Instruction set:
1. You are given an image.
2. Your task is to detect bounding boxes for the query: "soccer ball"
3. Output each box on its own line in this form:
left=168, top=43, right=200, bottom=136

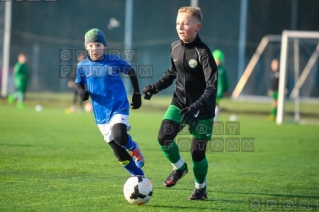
left=123, top=176, right=153, bottom=205
left=35, top=105, right=43, bottom=112
left=229, top=114, right=238, bottom=121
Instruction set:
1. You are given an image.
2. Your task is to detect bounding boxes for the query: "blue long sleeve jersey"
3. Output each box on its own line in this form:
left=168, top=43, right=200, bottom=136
left=75, top=54, right=131, bottom=124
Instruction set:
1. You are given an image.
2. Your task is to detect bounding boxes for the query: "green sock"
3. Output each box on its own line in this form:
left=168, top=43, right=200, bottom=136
left=160, top=142, right=185, bottom=170
left=193, top=158, right=208, bottom=188
left=271, top=107, right=277, bottom=116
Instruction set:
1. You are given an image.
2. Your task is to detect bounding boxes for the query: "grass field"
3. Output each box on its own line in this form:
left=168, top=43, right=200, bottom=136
left=1, top=94, right=319, bottom=211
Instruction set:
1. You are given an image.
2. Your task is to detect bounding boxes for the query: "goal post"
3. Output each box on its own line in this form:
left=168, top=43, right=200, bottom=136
left=276, top=30, right=319, bottom=125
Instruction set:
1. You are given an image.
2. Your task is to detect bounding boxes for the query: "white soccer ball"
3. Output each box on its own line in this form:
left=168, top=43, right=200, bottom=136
left=229, top=114, right=238, bottom=121
left=35, top=105, right=43, bottom=112
left=123, top=176, right=153, bottom=205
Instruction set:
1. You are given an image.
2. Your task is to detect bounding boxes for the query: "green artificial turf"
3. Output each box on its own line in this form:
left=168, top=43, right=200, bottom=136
left=0, top=96, right=319, bottom=211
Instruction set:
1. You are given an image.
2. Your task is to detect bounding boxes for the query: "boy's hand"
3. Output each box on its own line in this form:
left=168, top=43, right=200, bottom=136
left=131, top=93, right=142, bottom=109
left=180, top=105, right=201, bottom=127
left=75, top=84, right=89, bottom=101
left=142, top=84, right=159, bottom=100
left=80, top=91, right=89, bottom=101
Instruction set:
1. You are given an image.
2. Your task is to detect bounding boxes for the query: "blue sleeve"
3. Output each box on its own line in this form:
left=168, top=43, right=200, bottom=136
left=75, top=65, right=86, bottom=84
left=116, top=56, right=131, bottom=75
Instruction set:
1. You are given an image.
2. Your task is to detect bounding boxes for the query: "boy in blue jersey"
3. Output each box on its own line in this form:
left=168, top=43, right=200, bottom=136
left=75, top=28, right=145, bottom=176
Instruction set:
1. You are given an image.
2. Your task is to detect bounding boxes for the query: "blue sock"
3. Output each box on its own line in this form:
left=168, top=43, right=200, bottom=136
left=123, top=135, right=137, bottom=151
left=120, top=159, right=144, bottom=176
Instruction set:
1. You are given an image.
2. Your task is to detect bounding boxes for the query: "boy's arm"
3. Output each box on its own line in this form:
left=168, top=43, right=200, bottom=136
left=196, top=50, right=218, bottom=108
left=154, top=58, right=177, bottom=90
left=14, top=63, right=21, bottom=76
left=128, top=68, right=140, bottom=93
left=75, top=83, right=89, bottom=101
left=75, top=65, right=89, bottom=101
left=186, top=50, right=217, bottom=110
left=142, top=58, right=177, bottom=100
left=180, top=50, right=217, bottom=126
left=128, top=68, right=141, bottom=109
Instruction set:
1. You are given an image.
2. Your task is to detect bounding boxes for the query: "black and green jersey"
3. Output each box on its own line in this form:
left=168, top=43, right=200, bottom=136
left=153, top=35, right=218, bottom=119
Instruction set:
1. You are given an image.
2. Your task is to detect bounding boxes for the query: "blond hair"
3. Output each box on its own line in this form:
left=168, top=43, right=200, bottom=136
left=178, top=6, right=202, bottom=23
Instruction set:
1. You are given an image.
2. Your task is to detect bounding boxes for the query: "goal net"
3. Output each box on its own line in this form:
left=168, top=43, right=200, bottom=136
left=232, top=30, right=319, bottom=125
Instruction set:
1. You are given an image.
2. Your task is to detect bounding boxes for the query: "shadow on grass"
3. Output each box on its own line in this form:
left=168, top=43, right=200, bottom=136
left=216, top=190, right=319, bottom=199
left=150, top=187, right=249, bottom=210
left=144, top=203, right=246, bottom=211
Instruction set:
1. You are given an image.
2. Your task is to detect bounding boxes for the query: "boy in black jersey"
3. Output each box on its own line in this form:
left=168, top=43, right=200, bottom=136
left=143, top=6, right=217, bottom=200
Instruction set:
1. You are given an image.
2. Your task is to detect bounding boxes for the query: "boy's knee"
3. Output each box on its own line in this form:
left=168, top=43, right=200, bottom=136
left=112, top=123, right=128, bottom=146
left=113, top=132, right=127, bottom=146
left=191, top=150, right=206, bottom=162
left=158, top=120, right=180, bottom=146
left=191, top=139, right=207, bottom=162
left=108, top=141, right=131, bottom=161
left=157, top=131, right=175, bottom=146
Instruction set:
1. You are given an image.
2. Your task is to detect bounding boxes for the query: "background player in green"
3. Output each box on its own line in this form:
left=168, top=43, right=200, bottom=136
left=143, top=6, right=217, bottom=200
left=212, top=49, right=229, bottom=121
left=8, top=53, right=29, bottom=109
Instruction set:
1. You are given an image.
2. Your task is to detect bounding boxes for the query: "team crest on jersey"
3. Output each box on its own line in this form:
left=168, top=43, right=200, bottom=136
left=188, top=59, right=198, bottom=68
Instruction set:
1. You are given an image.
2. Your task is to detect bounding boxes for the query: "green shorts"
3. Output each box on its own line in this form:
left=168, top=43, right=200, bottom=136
left=272, top=91, right=278, bottom=100
left=163, top=105, right=214, bottom=140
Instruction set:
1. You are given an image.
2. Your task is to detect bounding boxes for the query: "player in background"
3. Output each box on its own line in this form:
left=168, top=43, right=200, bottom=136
left=143, top=7, right=217, bottom=200
left=65, top=53, right=86, bottom=114
left=212, top=49, right=229, bottom=121
left=75, top=28, right=145, bottom=176
left=8, top=53, right=29, bottom=109
left=267, top=58, right=287, bottom=121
